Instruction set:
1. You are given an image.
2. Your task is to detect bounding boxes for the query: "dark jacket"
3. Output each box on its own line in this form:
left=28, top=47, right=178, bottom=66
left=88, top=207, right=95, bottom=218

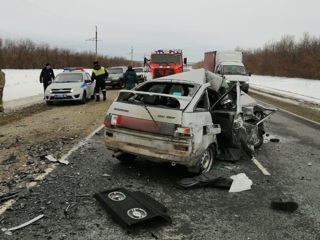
left=124, top=69, right=138, bottom=85
left=91, top=65, right=108, bottom=81
left=40, top=68, right=55, bottom=83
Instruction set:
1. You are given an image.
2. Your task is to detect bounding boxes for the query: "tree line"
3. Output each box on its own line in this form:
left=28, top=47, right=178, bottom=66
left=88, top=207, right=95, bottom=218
left=0, top=38, right=140, bottom=69
left=193, top=33, right=320, bottom=79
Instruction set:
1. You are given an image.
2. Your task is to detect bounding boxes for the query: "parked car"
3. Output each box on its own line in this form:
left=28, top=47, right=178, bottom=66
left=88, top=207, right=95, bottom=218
left=45, top=67, right=95, bottom=105
left=105, top=67, right=127, bottom=89
left=103, top=69, right=276, bottom=173
left=133, top=67, right=147, bottom=82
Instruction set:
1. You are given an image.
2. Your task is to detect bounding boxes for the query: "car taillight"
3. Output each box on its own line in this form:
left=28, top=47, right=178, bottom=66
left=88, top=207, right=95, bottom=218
left=175, top=127, right=192, bottom=137
left=111, top=115, right=122, bottom=126
left=104, top=115, right=122, bottom=127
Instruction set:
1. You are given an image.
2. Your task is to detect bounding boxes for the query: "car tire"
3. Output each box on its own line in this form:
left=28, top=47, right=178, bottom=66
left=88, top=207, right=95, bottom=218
left=81, top=91, right=86, bottom=104
left=119, top=79, right=124, bottom=89
left=116, top=153, right=137, bottom=163
left=91, top=94, right=95, bottom=100
left=198, top=145, right=215, bottom=174
left=254, top=130, right=264, bottom=149
left=46, top=101, right=53, bottom=106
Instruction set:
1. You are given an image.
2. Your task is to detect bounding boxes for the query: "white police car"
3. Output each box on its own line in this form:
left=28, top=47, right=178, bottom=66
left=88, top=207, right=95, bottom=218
left=45, top=67, right=95, bottom=105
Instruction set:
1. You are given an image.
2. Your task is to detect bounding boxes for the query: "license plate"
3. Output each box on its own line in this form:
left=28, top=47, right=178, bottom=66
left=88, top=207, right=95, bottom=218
left=106, top=81, right=111, bottom=83
left=54, top=94, right=67, bottom=98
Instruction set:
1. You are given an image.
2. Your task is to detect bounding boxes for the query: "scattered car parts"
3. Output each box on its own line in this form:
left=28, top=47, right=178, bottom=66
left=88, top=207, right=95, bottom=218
left=93, top=188, right=171, bottom=228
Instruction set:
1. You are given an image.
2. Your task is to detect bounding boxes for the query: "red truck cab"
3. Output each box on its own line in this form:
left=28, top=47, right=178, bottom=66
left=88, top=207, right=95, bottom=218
left=148, top=49, right=187, bottom=79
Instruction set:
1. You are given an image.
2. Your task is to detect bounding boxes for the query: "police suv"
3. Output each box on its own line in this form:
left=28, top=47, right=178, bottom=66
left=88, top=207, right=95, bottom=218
left=45, top=67, right=95, bottom=105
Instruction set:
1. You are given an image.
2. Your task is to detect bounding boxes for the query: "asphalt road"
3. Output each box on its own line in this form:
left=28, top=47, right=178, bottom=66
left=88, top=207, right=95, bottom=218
left=0, top=109, right=320, bottom=240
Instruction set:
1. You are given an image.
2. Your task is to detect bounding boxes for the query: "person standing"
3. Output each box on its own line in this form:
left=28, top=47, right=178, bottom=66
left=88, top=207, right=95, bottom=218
left=39, top=63, right=55, bottom=92
left=0, top=68, right=5, bottom=112
left=91, top=61, right=108, bottom=101
left=124, top=65, right=138, bottom=90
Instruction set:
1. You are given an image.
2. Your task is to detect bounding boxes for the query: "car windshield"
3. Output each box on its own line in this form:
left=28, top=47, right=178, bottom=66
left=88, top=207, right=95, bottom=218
left=223, top=65, right=247, bottom=75
left=134, top=68, right=144, bottom=73
left=55, top=73, right=83, bottom=83
left=151, top=54, right=181, bottom=64
left=118, top=81, right=198, bottom=109
left=108, top=68, right=123, bottom=74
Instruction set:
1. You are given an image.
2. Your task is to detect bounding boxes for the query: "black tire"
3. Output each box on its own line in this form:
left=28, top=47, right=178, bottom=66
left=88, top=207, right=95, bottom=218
left=254, top=130, right=264, bottom=149
left=46, top=101, right=53, bottom=106
left=116, top=153, right=137, bottom=163
left=90, top=94, right=95, bottom=100
left=118, top=79, right=124, bottom=89
left=80, top=91, right=86, bottom=104
left=198, top=145, right=215, bottom=174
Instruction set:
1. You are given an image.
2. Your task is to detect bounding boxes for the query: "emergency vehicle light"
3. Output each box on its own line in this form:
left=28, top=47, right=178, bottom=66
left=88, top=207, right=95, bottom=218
left=63, top=67, right=84, bottom=71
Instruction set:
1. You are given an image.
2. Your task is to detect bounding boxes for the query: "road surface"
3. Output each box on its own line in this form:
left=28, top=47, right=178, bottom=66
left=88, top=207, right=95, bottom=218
left=0, top=106, right=319, bottom=239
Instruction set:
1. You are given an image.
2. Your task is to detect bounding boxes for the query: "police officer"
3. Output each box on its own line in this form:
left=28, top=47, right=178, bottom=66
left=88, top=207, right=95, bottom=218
left=91, top=61, right=108, bottom=101
left=40, top=63, right=55, bottom=92
left=0, top=68, right=5, bottom=112
left=124, top=65, right=138, bottom=90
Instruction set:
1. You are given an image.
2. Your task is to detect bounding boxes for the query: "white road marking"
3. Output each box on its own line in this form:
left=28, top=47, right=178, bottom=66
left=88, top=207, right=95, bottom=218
left=251, top=156, right=270, bottom=176
left=0, top=124, right=105, bottom=216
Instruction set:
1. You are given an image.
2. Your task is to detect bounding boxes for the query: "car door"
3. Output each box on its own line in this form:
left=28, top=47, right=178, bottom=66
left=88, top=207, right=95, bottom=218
left=85, top=73, right=94, bottom=96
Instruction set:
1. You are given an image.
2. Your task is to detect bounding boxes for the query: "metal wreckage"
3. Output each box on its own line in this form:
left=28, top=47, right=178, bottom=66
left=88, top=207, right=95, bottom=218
left=103, top=69, right=276, bottom=174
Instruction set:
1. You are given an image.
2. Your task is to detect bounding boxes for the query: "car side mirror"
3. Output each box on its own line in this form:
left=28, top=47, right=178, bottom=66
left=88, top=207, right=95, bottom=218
left=184, top=58, right=187, bottom=65
left=85, top=79, right=92, bottom=83
left=248, top=72, right=252, bottom=76
left=217, top=70, right=221, bottom=74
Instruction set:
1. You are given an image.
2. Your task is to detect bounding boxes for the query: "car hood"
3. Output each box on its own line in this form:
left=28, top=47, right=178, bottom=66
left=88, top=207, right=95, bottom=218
left=108, top=73, right=122, bottom=78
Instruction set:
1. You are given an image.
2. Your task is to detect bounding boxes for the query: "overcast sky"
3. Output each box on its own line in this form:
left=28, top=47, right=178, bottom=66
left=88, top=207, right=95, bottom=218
left=1, top=0, right=320, bottom=62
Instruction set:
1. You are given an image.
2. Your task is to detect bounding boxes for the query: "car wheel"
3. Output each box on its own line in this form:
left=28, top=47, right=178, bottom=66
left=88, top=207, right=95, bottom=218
left=116, top=153, right=137, bottom=163
left=46, top=101, right=53, bottom=106
left=81, top=92, right=86, bottom=104
left=254, top=130, right=264, bottom=149
left=198, top=145, right=215, bottom=174
left=119, top=79, right=124, bottom=89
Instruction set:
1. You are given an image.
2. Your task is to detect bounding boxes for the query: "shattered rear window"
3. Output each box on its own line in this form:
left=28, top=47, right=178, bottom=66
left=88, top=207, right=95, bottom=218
left=117, top=81, right=199, bottom=109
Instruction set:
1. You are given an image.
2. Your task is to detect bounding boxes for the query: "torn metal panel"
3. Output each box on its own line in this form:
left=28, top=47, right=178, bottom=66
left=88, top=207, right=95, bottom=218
left=93, top=188, right=171, bottom=228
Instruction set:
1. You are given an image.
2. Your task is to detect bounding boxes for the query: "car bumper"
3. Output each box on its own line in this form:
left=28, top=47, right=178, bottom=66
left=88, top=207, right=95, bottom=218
left=105, top=79, right=121, bottom=86
left=104, top=127, right=197, bottom=166
left=45, top=92, right=83, bottom=101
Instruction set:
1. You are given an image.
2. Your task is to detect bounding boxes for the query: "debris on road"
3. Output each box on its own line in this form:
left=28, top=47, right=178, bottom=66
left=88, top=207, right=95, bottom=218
left=93, top=188, right=171, bottom=228
left=270, top=138, right=280, bottom=142
left=271, top=198, right=298, bottom=212
left=177, top=170, right=233, bottom=189
left=1, top=153, right=18, bottom=165
left=1, top=214, right=44, bottom=235
left=308, top=163, right=312, bottom=166
left=45, top=155, right=69, bottom=165
left=229, top=173, right=253, bottom=193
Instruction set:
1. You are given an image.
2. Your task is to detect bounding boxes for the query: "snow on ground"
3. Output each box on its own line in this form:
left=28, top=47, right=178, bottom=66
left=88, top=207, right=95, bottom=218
left=250, top=75, right=320, bottom=105
left=2, top=69, right=320, bottom=105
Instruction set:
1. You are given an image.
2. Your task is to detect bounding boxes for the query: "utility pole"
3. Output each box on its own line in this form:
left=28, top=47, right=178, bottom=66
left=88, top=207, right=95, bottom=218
left=86, top=26, right=101, bottom=61
left=131, top=46, right=133, bottom=66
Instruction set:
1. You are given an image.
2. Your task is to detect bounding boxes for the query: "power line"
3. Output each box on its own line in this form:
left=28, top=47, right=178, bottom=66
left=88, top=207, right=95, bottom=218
left=86, top=26, right=102, bottom=61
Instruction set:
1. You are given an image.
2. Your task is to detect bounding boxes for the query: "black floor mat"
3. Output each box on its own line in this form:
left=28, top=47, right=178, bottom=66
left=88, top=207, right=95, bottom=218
left=93, top=188, right=171, bottom=228
left=177, top=171, right=233, bottom=189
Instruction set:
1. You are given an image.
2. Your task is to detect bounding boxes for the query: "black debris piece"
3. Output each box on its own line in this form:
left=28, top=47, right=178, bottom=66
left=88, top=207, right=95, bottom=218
left=93, top=188, right=171, bottom=228
left=271, top=198, right=298, bottom=212
left=270, top=138, right=280, bottom=142
left=177, top=171, right=233, bottom=189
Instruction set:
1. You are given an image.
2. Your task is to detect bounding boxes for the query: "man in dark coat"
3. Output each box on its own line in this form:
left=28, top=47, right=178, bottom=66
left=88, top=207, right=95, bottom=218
left=39, top=63, right=55, bottom=92
left=91, top=61, right=109, bottom=101
left=124, top=66, right=138, bottom=90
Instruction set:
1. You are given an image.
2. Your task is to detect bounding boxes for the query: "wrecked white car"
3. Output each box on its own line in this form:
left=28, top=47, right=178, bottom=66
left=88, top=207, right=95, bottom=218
left=103, top=69, right=276, bottom=173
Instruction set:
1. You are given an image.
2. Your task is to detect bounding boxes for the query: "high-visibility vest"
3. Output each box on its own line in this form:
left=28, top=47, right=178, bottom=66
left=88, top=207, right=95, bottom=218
left=93, top=67, right=106, bottom=76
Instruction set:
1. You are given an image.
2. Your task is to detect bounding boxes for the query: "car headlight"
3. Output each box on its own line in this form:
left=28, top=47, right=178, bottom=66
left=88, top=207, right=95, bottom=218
left=226, top=79, right=230, bottom=84
left=245, top=81, right=249, bottom=84
left=70, top=89, right=74, bottom=93
left=112, top=77, right=118, bottom=80
left=49, top=90, right=52, bottom=93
